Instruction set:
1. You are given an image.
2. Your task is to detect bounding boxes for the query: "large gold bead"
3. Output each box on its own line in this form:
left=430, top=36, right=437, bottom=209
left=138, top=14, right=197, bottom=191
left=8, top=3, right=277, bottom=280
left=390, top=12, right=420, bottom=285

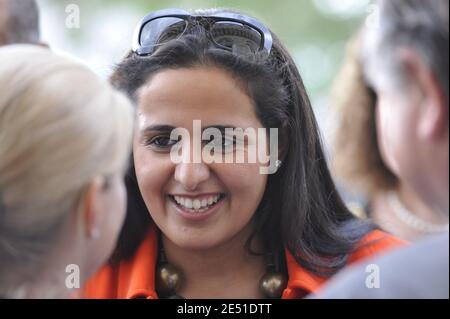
left=156, top=264, right=183, bottom=296
left=259, top=272, right=288, bottom=299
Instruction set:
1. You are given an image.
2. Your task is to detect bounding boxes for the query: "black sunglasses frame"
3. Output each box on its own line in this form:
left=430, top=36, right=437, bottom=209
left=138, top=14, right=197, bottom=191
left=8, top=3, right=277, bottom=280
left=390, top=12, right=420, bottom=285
left=132, top=8, right=273, bottom=56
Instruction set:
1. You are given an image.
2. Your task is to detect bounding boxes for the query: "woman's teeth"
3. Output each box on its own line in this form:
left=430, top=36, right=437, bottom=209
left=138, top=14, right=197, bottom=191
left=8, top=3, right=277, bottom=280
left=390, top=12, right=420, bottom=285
left=172, top=195, right=222, bottom=211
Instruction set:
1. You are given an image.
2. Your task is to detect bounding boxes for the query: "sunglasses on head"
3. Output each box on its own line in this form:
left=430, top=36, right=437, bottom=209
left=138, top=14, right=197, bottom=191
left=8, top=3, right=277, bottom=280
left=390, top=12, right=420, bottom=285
left=132, top=8, right=273, bottom=57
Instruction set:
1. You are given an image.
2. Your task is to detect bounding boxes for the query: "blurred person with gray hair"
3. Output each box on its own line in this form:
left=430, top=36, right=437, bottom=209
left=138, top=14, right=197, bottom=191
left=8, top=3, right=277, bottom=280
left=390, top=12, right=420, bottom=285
left=0, top=0, right=40, bottom=46
left=331, top=31, right=447, bottom=241
left=315, top=0, right=449, bottom=298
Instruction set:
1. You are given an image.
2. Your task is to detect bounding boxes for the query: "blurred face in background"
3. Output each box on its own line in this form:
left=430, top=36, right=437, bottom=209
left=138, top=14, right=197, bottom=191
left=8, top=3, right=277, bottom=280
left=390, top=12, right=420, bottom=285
left=374, top=71, right=425, bottom=180
left=364, top=0, right=449, bottom=215
left=372, top=51, right=449, bottom=215
left=83, top=173, right=128, bottom=279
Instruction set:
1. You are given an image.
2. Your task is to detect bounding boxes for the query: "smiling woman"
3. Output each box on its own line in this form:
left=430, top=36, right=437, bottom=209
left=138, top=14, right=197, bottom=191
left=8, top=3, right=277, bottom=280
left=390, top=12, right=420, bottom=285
left=134, top=66, right=270, bottom=264
left=82, top=8, right=406, bottom=299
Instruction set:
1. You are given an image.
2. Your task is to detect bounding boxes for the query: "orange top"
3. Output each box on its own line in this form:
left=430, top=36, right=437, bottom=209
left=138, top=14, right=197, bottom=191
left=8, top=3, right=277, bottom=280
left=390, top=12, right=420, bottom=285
left=82, top=225, right=406, bottom=299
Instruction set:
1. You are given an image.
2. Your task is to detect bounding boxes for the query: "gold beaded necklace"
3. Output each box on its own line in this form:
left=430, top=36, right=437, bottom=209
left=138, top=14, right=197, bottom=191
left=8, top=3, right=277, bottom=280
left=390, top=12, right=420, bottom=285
left=155, top=242, right=288, bottom=299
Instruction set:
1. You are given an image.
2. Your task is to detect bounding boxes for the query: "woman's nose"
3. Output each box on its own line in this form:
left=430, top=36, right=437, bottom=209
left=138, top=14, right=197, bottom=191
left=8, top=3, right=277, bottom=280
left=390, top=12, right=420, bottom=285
left=174, top=161, right=210, bottom=191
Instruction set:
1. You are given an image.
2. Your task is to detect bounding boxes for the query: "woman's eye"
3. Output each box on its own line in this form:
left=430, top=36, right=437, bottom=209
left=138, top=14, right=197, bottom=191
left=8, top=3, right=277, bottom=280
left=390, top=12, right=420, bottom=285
left=222, top=137, right=235, bottom=148
left=147, top=136, right=178, bottom=149
left=204, top=136, right=237, bottom=152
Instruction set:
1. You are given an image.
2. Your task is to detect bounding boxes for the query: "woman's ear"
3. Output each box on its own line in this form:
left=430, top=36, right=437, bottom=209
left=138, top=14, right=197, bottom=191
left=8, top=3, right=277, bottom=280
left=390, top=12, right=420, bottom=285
left=81, top=176, right=106, bottom=240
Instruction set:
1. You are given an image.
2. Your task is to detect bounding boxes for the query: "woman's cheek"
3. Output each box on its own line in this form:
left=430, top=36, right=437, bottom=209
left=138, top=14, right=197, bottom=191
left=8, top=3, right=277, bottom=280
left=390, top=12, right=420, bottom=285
left=217, top=163, right=267, bottom=198
left=134, top=147, right=164, bottom=199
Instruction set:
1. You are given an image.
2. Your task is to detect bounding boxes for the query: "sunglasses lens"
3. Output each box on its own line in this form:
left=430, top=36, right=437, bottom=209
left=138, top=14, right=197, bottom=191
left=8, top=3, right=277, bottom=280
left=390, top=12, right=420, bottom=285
left=140, top=17, right=187, bottom=48
left=211, top=22, right=263, bottom=55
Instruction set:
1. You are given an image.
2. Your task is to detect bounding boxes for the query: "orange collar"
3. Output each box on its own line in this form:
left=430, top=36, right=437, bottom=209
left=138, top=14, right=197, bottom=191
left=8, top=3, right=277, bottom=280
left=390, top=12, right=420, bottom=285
left=84, top=225, right=406, bottom=299
left=282, top=249, right=327, bottom=298
left=124, top=225, right=324, bottom=299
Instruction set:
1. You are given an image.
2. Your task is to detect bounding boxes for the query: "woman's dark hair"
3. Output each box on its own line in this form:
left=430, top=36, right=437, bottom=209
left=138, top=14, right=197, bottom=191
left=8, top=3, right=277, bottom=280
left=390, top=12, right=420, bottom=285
left=109, top=9, right=374, bottom=277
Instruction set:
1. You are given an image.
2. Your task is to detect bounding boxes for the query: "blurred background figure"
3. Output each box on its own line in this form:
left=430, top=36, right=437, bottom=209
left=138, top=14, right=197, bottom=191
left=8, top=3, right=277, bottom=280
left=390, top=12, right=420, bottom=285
left=362, top=0, right=449, bottom=230
left=0, top=0, right=41, bottom=46
left=315, top=0, right=449, bottom=298
left=331, top=31, right=448, bottom=241
left=0, top=45, right=134, bottom=298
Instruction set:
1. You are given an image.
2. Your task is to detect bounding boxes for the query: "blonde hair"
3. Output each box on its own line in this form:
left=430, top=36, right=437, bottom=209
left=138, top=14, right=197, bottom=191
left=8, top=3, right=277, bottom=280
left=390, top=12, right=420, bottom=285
left=0, top=45, right=134, bottom=274
left=332, top=33, right=397, bottom=198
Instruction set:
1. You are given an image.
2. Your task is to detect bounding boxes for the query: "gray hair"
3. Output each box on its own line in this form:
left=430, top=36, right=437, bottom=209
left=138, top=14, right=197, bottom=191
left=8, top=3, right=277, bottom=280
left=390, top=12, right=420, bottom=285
left=362, top=0, right=449, bottom=99
left=0, top=0, right=40, bottom=44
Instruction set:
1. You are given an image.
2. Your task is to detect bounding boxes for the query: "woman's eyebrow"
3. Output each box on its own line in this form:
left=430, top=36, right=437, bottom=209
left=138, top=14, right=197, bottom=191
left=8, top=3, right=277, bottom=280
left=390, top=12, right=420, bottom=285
left=141, top=124, right=239, bottom=135
left=203, top=125, right=238, bottom=132
left=141, top=124, right=176, bottom=133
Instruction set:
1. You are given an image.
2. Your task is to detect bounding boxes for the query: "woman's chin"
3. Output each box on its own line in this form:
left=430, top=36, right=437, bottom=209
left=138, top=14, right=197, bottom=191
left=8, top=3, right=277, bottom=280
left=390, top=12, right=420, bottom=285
left=164, top=231, right=224, bottom=251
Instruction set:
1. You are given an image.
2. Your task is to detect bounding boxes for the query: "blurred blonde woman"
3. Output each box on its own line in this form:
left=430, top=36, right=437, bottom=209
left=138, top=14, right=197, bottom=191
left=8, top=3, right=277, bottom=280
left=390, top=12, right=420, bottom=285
left=0, top=45, right=134, bottom=298
left=331, top=33, right=449, bottom=241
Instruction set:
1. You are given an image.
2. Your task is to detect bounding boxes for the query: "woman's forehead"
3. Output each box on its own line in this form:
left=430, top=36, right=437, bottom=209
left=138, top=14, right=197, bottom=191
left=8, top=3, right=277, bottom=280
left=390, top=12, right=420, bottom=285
left=137, top=67, right=260, bottom=126
left=136, top=108, right=263, bottom=133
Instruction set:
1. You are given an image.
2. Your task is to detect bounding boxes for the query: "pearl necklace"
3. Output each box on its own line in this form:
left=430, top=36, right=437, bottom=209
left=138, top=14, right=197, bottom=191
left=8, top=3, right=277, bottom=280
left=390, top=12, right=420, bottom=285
left=386, top=191, right=449, bottom=234
left=155, top=245, right=288, bottom=299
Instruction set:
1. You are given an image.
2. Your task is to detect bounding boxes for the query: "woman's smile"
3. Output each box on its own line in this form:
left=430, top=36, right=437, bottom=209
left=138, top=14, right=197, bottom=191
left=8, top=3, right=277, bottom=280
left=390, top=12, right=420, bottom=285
left=167, top=192, right=227, bottom=221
